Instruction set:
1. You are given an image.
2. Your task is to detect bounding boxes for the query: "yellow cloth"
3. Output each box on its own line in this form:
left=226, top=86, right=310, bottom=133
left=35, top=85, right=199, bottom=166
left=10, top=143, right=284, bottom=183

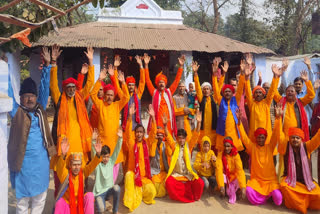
left=193, top=136, right=216, bottom=177
left=194, top=75, right=216, bottom=146
left=277, top=119, right=320, bottom=213
left=56, top=155, right=101, bottom=204
left=274, top=80, right=315, bottom=180
left=166, top=130, right=200, bottom=181
left=238, top=119, right=280, bottom=196
left=152, top=172, right=167, bottom=197
left=215, top=151, right=246, bottom=189
left=90, top=80, right=130, bottom=164
left=213, top=74, right=245, bottom=152
left=245, top=76, right=279, bottom=143
left=50, top=65, right=94, bottom=167
left=123, top=171, right=156, bottom=212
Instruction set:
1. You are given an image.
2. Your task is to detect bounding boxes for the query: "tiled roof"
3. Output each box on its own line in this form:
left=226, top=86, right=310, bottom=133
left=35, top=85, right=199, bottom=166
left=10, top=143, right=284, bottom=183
left=33, top=22, right=275, bottom=54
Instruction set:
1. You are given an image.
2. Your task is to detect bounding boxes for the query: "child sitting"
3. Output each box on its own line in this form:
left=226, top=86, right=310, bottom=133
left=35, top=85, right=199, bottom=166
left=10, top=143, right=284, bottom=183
left=187, top=82, right=199, bottom=128
left=216, top=137, right=246, bottom=204
left=93, top=129, right=123, bottom=214
left=193, top=136, right=217, bottom=192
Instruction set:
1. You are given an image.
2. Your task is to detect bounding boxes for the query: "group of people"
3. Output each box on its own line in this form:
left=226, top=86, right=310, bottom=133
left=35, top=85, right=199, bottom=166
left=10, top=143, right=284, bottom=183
left=8, top=45, right=320, bottom=214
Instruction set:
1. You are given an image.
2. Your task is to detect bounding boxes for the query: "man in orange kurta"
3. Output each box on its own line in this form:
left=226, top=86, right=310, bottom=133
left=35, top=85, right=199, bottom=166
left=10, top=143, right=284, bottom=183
left=238, top=109, right=282, bottom=206
left=50, top=46, right=94, bottom=197
left=212, top=61, right=245, bottom=152
left=145, top=55, right=185, bottom=135
left=90, top=65, right=130, bottom=169
left=274, top=70, right=315, bottom=180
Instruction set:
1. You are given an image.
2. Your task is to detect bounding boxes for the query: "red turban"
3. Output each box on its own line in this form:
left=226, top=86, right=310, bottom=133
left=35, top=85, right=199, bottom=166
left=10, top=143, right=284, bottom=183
left=222, top=84, right=235, bottom=94
left=100, top=81, right=107, bottom=88
left=126, top=76, right=136, bottom=85
left=103, top=84, right=116, bottom=93
left=62, top=78, right=78, bottom=88
left=254, top=128, right=268, bottom=138
left=288, top=127, right=304, bottom=140
left=155, top=72, right=167, bottom=86
left=252, top=86, right=266, bottom=96
left=223, top=138, right=238, bottom=156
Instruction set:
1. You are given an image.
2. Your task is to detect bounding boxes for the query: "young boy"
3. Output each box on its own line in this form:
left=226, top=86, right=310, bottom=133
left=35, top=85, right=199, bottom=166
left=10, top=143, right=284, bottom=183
left=193, top=136, right=217, bottom=192
left=216, top=137, right=246, bottom=204
left=93, top=129, right=123, bottom=214
left=187, top=82, right=199, bottom=128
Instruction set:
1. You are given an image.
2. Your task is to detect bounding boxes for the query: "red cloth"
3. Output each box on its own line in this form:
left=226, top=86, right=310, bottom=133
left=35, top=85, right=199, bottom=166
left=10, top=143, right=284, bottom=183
left=222, top=84, right=235, bottom=94
left=311, top=103, right=320, bottom=137
left=254, top=128, right=268, bottom=138
left=103, top=83, right=115, bottom=93
left=222, top=139, right=238, bottom=186
left=126, top=76, right=136, bottom=85
left=134, top=140, right=151, bottom=187
left=62, top=78, right=78, bottom=88
left=280, top=97, right=309, bottom=141
left=155, top=72, right=167, bottom=86
left=122, top=93, right=140, bottom=130
left=69, top=170, right=84, bottom=214
left=165, top=176, right=204, bottom=203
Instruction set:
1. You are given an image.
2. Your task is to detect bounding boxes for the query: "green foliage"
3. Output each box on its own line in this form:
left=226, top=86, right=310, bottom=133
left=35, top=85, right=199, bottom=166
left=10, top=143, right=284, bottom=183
left=0, top=0, right=95, bottom=53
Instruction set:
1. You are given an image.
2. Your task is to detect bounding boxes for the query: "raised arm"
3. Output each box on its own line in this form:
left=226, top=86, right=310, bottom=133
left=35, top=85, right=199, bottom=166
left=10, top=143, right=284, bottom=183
left=76, top=63, right=88, bottom=90
left=188, top=110, right=202, bottom=151
left=84, top=137, right=102, bottom=177
left=169, top=55, right=185, bottom=94
left=37, top=47, right=52, bottom=109
left=125, top=103, right=136, bottom=150
left=236, top=109, right=252, bottom=154
left=235, top=74, right=245, bottom=104
left=110, top=129, right=123, bottom=165
left=117, top=71, right=130, bottom=110
left=136, top=55, right=146, bottom=99
left=80, top=48, right=95, bottom=98
left=276, top=114, right=287, bottom=155
left=300, top=70, right=315, bottom=106
left=163, top=115, right=176, bottom=151
left=144, top=62, right=156, bottom=95
left=57, top=137, right=71, bottom=183
left=90, top=70, right=107, bottom=111
left=306, top=127, right=320, bottom=155
left=212, top=75, right=222, bottom=104
left=191, top=60, right=203, bottom=103
left=49, top=45, right=63, bottom=105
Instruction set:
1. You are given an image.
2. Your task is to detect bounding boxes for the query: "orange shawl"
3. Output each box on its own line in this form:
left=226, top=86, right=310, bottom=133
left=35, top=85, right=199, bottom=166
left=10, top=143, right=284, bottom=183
left=57, top=91, right=92, bottom=161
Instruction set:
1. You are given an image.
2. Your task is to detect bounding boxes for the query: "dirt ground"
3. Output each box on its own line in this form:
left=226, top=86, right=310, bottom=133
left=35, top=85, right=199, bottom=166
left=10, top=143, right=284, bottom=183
left=8, top=168, right=319, bottom=214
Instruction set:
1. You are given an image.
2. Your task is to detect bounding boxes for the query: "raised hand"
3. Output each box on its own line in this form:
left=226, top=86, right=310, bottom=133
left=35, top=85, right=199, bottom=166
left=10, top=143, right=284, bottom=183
left=143, top=53, right=151, bottom=65
left=245, top=53, right=253, bottom=65
left=240, top=59, right=246, bottom=73
left=258, top=70, right=262, bottom=80
left=147, top=104, right=155, bottom=118
left=244, top=63, right=253, bottom=79
left=271, top=64, right=281, bottom=77
left=300, top=70, right=309, bottom=82
left=275, top=103, right=283, bottom=118
left=178, top=55, right=186, bottom=66
left=281, top=58, right=289, bottom=73
left=196, top=110, right=202, bottom=123
left=117, top=128, right=123, bottom=138
left=212, top=58, right=219, bottom=75
left=192, top=61, right=200, bottom=74
left=92, top=128, right=99, bottom=141
left=42, top=47, right=51, bottom=66
left=304, top=57, right=311, bottom=70
left=99, top=67, right=107, bottom=81
left=107, top=64, right=115, bottom=76
left=221, top=61, right=229, bottom=73
left=60, top=137, right=70, bottom=156
left=235, top=108, right=241, bottom=124
left=81, top=63, right=89, bottom=74
left=129, top=103, right=136, bottom=117
left=94, top=137, right=102, bottom=156
left=162, top=115, right=168, bottom=126
left=118, top=70, right=125, bottom=83
left=135, top=55, right=143, bottom=67
left=51, top=44, right=63, bottom=61
left=84, top=47, right=94, bottom=66
left=114, top=55, right=121, bottom=67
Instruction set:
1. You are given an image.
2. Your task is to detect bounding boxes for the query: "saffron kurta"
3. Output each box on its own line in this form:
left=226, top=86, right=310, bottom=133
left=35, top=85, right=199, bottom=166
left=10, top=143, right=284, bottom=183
left=215, top=152, right=246, bottom=189
left=194, top=75, right=217, bottom=146
left=56, top=155, right=101, bottom=205
left=145, top=67, right=183, bottom=133
left=123, top=118, right=157, bottom=212
left=213, top=74, right=245, bottom=151
left=50, top=65, right=94, bottom=162
left=277, top=119, right=320, bottom=214
left=90, top=80, right=129, bottom=164
left=245, top=77, right=280, bottom=143
left=238, top=120, right=280, bottom=196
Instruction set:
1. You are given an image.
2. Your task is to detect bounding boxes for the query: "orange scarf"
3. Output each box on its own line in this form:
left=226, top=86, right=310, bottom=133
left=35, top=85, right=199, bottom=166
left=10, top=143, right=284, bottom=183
left=57, top=91, right=92, bottom=161
left=69, top=170, right=84, bottom=214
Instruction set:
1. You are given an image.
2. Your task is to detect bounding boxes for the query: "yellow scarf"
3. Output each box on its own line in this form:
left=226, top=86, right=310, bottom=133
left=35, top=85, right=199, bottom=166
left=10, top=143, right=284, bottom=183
left=166, top=143, right=198, bottom=180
